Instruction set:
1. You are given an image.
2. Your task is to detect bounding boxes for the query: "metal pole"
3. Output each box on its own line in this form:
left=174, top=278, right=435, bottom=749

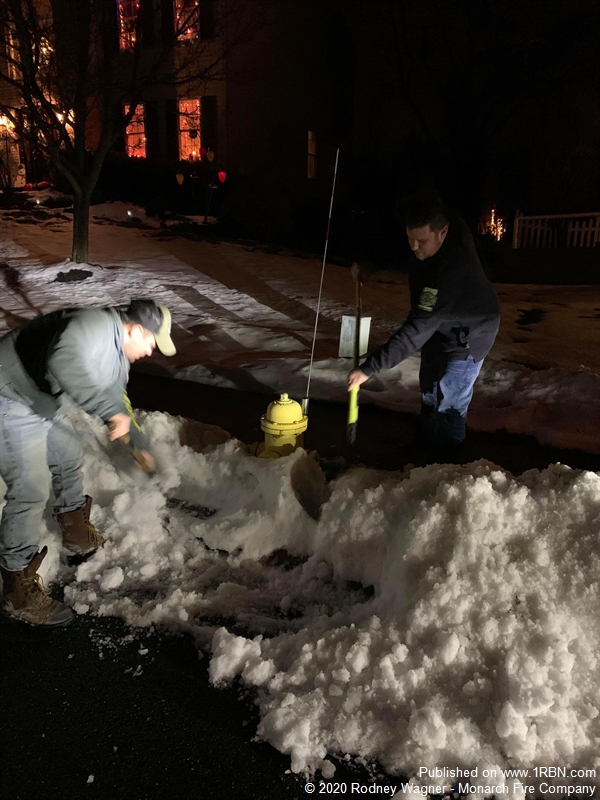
left=302, top=146, right=340, bottom=416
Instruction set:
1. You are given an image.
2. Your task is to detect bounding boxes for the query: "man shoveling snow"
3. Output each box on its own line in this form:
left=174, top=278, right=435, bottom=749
left=348, top=191, right=501, bottom=457
left=0, top=298, right=175, bottom=626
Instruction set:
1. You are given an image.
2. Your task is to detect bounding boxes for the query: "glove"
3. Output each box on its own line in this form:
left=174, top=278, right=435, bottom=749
left=108, top=394, right=154, bottom=472
left=119, top=433, right=155, bottom=472
left=130, top=447, right=155, bottom=473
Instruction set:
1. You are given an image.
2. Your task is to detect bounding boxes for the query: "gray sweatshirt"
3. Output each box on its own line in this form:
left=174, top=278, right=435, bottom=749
left=0, top=307, right=149, bottom=448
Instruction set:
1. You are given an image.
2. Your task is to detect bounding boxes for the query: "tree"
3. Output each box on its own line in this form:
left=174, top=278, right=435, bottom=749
left=0, top=0, right=262, bottom=262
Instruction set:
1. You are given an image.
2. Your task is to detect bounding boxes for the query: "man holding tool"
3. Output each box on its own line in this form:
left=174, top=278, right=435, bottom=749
left=346, top=261, right=363, bottom=447
left=347, top=191, right=500, bottom=456
left=0, top=298, right=175, bottom=626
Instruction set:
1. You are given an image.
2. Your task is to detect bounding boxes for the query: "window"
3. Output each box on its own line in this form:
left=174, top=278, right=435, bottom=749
left=124, top=104, right=146, bottom=158
left=178, top=99, right=201, bottom=160
left=175, top=0, right=199, bottom=41
left=307, top=130, right=316, bottom=179
left=118, top=0, right=139, bottom=50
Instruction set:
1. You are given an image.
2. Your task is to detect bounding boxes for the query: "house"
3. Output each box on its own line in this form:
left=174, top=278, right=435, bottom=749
left=1, top=0, right=343, bottom=242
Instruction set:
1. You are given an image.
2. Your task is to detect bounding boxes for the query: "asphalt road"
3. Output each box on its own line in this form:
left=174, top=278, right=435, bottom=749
left=1, top=613, right=315, bottom=799
left=2, top=372, right=598, bottom=800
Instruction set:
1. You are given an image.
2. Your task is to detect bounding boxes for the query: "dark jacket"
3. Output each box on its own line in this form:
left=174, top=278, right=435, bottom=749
left=0, top=307, right=149, bottom=448
left=361, top=217, right=500, bottom=376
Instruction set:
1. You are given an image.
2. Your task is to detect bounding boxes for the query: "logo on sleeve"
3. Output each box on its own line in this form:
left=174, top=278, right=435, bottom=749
left=418, top=287, right=438, bottom=312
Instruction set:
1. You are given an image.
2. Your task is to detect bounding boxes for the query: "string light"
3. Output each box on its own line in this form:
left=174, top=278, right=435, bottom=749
left=175, top=0, right=199, bottom=40
left=119, top=0, right=199, bottom=48
left=479, top=208, right=506, bottom=241
left=118, top=0, right=138, bottom=49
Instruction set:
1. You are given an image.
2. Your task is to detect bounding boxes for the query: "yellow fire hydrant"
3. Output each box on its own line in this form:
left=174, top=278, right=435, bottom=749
left=247, top=393, right=308, bottom=458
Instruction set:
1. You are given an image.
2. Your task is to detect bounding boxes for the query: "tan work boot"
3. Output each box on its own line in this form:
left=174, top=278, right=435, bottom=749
left=56, top=495, right=104, bottom=556
left=1, top=546, right=75, bottom=626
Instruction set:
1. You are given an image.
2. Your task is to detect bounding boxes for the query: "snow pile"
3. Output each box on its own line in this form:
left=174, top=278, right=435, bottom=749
left=62, top=410, right=325, bottom=631
left=90, top=201, right=161, bottom=228
left=210, top=462, right=600, bottom=778
left=471, top=362, right=600, bottom=452
left=44, top=409, right=600, bottom=782
left=90, top=202, right=216, bottom=230
left=163, top=214, right=218, bottom=227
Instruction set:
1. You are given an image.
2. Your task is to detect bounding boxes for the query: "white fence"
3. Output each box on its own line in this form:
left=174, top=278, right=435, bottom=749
left=512, top=211, right=600, bottom=249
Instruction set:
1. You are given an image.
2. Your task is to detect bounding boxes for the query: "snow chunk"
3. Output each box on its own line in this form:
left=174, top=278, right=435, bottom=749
left=408, top=707, right=447, bottom=749
left=99, top=567, right=124, bottom=592
left=209, top=628, right=262, bottom=686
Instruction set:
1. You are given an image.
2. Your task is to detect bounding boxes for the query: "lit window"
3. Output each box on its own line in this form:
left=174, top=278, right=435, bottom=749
left=124, top=104, right=146, bottom=158
left=118, top=0, right=139, bottom=50
left=307, top=130, right=316, bottom=179
left=175, top=0, right=199, bottom=41
left=178, top=99, right=201, bottom=160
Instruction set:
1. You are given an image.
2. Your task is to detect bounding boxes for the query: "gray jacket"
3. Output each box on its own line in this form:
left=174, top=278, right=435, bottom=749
left=0, top=307, right=148, bottom=447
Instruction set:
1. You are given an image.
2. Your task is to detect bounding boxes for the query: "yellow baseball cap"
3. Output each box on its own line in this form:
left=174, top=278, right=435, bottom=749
left=154, top=305, right=176, bottom=356
left=125, top=299, right=176, bottom=356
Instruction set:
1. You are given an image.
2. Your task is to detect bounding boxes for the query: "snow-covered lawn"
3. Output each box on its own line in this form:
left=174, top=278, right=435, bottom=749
left=1, top=203, right=600, bottom=790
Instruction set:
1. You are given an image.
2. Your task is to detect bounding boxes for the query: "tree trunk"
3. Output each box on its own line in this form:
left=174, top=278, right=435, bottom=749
left=71, top=190, right=91, bottom=263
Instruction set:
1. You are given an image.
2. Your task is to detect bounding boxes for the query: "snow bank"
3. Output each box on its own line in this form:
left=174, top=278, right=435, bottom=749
left=44, top=409, right=600, bottom=783
left=90, top=201, right=161, bottom=227
left=89, top=201, right=213, bottom=229
left=471, top=363, right=600, bottom=453
left=210, top=462, right=600, bottom=779
left=177, top=356, right=600, bottom=455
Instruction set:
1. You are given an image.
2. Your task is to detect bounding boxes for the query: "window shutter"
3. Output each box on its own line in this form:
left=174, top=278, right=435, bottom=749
left=165, top=99, right=179, bottom=161
left=145, top=101, right=160, bottom=160
left=139, top=0, right=156, bottom=46
left=200, top=96, right=218, bottom=154
left=199, top=0, right=215, bottom=41
left=161, top=0, right=174, bottom=44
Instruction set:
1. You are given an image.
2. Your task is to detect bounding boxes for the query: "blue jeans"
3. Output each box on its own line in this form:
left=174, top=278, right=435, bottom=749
left=419, top=351, right=483, bottom=449
left=0, top=396, right=85, bottom=571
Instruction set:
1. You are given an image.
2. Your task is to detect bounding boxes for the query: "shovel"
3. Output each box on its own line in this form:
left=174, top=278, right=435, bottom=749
left=347, top=263, right=363, bottom=448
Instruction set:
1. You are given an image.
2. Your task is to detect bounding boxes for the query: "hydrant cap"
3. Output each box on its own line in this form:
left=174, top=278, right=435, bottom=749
left=261, top=393, right=308, bottom=433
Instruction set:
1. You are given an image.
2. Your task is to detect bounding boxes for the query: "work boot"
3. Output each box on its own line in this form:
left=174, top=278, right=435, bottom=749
left=56, top=495, right=104, bottom=556
left=1, top=547, right=75, bottom=626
